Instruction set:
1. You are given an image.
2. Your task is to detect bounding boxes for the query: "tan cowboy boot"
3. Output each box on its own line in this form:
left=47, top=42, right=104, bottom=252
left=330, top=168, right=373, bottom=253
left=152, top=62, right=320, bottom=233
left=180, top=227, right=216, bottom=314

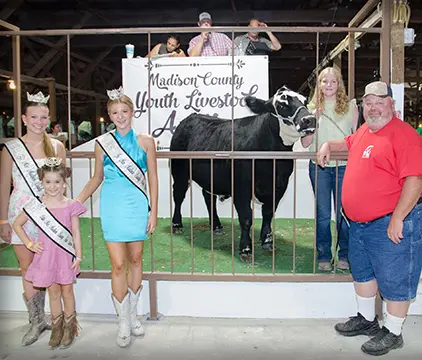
left=48, top=313, right=64, bottom=349
left=21, top=291, right=50, bottom=346
left=111, top=293, right=131, bottom=348
left=128, top=287, right=145, bottom=336
left=39, top=289, right=52, bottom=330
left=60, top=312, right=79, bottom=349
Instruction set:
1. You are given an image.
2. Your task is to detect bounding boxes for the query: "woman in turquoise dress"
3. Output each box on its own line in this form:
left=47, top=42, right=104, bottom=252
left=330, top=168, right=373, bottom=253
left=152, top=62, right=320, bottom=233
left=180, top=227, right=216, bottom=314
left=77, top=88, right=158, bottom=348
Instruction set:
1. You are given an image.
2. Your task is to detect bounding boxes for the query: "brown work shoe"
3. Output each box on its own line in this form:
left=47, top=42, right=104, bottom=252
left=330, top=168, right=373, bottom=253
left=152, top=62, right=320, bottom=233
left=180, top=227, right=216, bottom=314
left=48, top=313, right=64, bottom=349
left=60, top=312, right=79, bottom=349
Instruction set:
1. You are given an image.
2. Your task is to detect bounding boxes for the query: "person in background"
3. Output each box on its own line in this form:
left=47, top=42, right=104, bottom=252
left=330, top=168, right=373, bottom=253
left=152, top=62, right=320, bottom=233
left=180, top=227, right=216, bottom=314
left=145, top=34, right=186, bottom=58
left=233, top=18, right=281, bottom=56
left=301, top=67, right=358, bottom=271
left=48, top=122, right=67, bottom=147
left=188, top=12, right=232, bottom=57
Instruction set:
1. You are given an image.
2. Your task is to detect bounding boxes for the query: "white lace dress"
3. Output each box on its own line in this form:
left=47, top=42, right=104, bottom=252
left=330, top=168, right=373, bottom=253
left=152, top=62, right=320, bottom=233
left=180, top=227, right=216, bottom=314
left=8, top=159, right=46, bottom=245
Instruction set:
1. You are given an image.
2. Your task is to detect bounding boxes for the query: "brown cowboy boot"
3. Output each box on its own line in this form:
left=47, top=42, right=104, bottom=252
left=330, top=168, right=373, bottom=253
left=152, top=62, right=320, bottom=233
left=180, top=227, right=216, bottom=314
left=21, top=291, right=50, bottom=346
left=60, top=312, right=79, bottom=349
left=48, top=313, right=64, bottom=349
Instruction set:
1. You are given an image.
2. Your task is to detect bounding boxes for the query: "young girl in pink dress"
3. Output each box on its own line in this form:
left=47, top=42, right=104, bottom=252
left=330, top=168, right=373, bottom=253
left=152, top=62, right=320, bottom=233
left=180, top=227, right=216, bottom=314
left=13, top=158, right=86, bottom=349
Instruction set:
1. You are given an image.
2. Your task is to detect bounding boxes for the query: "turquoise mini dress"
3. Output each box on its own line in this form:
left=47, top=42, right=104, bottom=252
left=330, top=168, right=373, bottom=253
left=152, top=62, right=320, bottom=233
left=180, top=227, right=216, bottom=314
left=99, top=129, right=149, bottom=242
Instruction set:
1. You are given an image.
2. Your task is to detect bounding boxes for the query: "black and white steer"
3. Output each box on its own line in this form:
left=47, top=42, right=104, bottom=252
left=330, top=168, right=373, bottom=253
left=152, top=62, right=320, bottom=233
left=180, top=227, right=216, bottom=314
left=170, top=86, right=316, bottom=259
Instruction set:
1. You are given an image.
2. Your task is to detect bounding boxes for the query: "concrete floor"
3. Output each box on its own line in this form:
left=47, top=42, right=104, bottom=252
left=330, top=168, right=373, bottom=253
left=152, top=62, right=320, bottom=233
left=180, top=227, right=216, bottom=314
left=0, top=313, right=421, bottom=360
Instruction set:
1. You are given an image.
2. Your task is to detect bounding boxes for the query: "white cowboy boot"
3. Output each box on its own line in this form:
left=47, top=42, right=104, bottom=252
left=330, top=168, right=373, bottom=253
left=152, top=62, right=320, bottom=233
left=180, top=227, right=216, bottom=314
left=111, top=293, right=131, bottom=348
left=128, top=287, right=145, bottom=336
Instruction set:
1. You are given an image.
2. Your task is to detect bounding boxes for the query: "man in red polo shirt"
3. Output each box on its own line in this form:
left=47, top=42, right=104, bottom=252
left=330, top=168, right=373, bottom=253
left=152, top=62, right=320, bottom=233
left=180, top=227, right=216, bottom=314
left=317, top=81, right=422, bottom=356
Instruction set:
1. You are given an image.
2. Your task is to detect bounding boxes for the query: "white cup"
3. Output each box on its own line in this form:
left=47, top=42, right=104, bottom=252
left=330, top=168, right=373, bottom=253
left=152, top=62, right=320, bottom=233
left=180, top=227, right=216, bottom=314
left=125, top=44, right=134, bottom=59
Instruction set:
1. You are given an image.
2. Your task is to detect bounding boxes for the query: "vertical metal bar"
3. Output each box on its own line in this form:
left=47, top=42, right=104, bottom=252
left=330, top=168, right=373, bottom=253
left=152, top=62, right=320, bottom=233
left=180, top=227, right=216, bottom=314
left=69, top=156, right=74, bottom=198
left=333, top=161, right=339, bottom=275
left=67, top=35, right=72, bottom=151
left=147, top=278, right=158, bottom=320
left=313, top=32, right=320, bottom=274
left=88, top=158, right=95, bottom=271
left=292, top=159, right=297, bottom=274
left=170, top=160, right=174, bottom=274
left=12, top=34, right=21, bottom=138
left=231, top=31, right=235, bottom=152
left=169, top=158, right=173, bottom=273
left=251, top=158, right=255, bottom=274
left=210, top=158, right=214, bottom=274
left=231, top=157, right=235, bottom=274
left=272, top=158, right=276, bottom=275
left=189, top=158, right=194, bottom=273
left=230, top=30, right=235, bottom=274
left=147, top=31, right=152, bottom=135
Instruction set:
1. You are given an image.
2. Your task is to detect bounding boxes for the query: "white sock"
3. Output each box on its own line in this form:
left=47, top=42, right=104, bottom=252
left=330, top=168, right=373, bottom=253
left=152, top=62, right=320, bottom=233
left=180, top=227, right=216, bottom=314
left=356, top=294, right=376, bottom=321
left=384, top=311, right=405, bottom=336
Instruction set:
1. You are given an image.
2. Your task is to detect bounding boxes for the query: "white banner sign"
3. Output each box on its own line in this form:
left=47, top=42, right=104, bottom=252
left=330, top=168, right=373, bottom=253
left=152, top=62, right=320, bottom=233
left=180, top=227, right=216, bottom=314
left=122, top=56, right=269, bottom=148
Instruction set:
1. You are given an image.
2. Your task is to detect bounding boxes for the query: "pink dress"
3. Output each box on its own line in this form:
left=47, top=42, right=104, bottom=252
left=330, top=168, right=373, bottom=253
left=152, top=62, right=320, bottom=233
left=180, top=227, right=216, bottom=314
left=25, top=200, right=87, bottom=287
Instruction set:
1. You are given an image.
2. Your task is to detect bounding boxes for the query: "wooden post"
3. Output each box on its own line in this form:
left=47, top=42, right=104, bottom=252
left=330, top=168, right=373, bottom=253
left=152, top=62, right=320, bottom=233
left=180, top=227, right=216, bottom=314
left=380, top=0, right=392, bottom=84
left=391, top=22, right=404, bottom=85
left=12, top=35, right=21, bottom=138
left=390, top=20, right=405, bottom=119
left=415, top=59, right=420, bottom=115
left=95, top=96, right=101, bottom=137
left=348, top=35, right=355, bottom=100
left=48, top=79, right=57, bottom=123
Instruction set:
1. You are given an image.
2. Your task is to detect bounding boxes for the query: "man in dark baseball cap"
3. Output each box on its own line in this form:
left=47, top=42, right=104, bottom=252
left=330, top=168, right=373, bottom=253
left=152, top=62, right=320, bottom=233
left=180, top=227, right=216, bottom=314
left=198, top=12, right=212, bottom=25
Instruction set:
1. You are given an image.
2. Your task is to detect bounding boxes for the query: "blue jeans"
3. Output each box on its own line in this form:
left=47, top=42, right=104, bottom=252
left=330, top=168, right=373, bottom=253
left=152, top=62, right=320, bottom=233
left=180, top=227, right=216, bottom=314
left=309, top=161, right=349, bottom=262
left=349, top=203, right=422, bottom=301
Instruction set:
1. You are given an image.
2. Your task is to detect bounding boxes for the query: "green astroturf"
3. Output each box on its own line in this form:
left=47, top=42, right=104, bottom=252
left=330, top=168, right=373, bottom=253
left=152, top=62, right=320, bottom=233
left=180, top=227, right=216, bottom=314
left=0, top=218, right=348, bottom=275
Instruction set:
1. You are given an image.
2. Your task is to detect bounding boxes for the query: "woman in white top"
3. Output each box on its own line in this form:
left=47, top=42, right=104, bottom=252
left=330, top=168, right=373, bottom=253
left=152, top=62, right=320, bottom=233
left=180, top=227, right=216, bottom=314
left=301, top=67, right=358, bottom=271
left=0, top=94, right=66, bottom=346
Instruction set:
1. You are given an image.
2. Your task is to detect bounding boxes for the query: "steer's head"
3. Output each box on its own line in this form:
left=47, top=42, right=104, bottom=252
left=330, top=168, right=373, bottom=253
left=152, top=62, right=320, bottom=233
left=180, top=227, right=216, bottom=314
left=246, top=86, right=316, bottom=141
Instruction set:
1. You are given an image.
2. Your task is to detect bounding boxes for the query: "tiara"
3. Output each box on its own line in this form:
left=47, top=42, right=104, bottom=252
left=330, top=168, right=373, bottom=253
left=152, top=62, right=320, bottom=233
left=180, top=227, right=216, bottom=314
left=107, top=86, right=124, bottom=100
left=44, top=157, right=62, bottom=168
left=27, top=91, right=50, bottom=104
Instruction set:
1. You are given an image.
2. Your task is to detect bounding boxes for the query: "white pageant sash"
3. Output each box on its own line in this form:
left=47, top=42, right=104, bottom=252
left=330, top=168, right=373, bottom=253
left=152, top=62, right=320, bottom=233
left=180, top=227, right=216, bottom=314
left=96, top=131, right=150, bottom=208
left=23, top=198, right=76, bottom=258
left=5, top=139, right=44, bottom=199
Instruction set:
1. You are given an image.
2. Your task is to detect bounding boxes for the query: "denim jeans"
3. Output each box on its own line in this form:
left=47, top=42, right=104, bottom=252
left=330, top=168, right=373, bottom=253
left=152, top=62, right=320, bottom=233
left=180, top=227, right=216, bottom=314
left=349, top=203, right=422, bottom=301
left=309, top=161, right=349, bottom=262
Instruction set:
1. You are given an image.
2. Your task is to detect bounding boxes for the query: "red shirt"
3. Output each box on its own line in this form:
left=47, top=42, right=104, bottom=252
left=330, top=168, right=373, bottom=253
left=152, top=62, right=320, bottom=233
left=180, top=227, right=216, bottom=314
left=342, top=117, right=422, bottom=222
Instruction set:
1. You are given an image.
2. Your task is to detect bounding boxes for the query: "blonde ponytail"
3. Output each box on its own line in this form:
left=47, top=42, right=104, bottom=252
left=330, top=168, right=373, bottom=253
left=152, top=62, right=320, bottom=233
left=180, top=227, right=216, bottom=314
left=42, top=131, right=55, bottom=157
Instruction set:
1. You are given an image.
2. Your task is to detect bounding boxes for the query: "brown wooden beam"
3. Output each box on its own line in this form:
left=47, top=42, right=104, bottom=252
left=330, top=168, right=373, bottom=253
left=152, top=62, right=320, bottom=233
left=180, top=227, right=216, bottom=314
left=28, top=13, right=92, bottom=77
left=0, top=0, right=23, bottom=21
left=28, top=36, right=116, bottom=74
left=0, top=69, right=107, bottom=98
left=19, top=9, right=360, bottom=27
left=348, top=0, right=379, bottom=27
left=73, top=46, right=114, bottom=87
